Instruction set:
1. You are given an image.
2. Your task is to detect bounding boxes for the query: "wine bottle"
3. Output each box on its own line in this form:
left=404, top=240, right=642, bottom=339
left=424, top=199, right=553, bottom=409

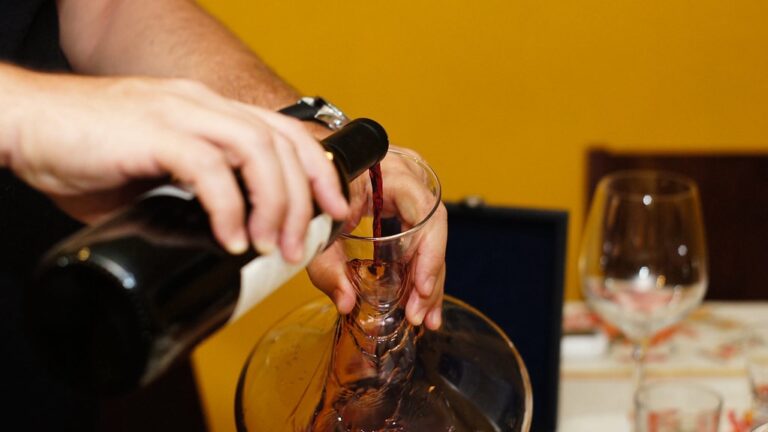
left=26, top=118, right=389, bottom=395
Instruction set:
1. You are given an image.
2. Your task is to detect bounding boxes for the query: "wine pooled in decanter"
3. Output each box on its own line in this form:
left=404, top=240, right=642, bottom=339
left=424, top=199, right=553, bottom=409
left=236, top=150, right=532, bottom=431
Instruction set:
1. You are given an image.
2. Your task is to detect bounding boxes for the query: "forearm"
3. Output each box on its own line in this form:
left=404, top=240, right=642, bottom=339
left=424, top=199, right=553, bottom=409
left=57, top=0, right=299, bottom=109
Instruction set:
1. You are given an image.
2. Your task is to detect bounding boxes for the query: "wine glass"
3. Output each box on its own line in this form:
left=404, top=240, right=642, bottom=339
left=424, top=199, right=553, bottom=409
left=745, top=322, right=768, bottom=425
left=579, top=170, right=708, bottom=389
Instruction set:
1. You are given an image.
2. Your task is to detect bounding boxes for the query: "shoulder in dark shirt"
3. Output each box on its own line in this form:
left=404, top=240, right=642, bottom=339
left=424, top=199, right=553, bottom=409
left=0, top=0, right=70, bottom=70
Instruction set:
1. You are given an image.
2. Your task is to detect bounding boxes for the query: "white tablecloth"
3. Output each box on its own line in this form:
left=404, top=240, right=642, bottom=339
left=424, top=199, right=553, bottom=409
left=558, top=302, right=768, bottom=432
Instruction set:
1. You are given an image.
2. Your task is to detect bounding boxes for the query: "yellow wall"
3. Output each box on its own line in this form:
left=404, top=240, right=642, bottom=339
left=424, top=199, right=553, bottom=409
left=192, top=1, right=768, bottom=431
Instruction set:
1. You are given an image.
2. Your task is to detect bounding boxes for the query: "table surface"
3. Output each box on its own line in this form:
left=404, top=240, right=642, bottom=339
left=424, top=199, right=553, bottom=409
left=558, top=301, right=768, bottom=432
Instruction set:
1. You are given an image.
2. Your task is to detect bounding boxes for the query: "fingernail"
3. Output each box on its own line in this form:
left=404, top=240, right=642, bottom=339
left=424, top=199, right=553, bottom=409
left=406, top=295, right=422, bottom=325
left=331, top=200, right=349, bottom=221
left=332, top=289, right=343, bottom=312
left=408, top=298, right=427, bottom=326
left=255, top=239, right=277, bottom=255
left=226, top=236, right=249, bottom=255
left=339, top=199, right=350, bottom=215
left=427, top=307, right=442, bottom=329
left=334, top=288, right=355, bottom=314
left=287, top=238, right=304, bottom=263
left=414, top=307, right=428, bottom=326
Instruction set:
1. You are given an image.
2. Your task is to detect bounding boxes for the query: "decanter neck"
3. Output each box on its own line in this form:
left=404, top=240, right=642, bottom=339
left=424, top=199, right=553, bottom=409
left=308, top=259, right=421, bottom=430
left=335, top=259, right=419, bottom=384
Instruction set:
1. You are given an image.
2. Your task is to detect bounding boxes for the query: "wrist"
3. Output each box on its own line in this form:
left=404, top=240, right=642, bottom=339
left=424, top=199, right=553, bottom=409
left=304, top=121, right=333, bottom=140
left=0, top=64, right=31, bottom=168
left=0, top=65, right=73, bottom=171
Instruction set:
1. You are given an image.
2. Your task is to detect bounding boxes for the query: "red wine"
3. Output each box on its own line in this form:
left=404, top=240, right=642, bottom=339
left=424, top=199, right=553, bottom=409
left=368, top=162, right=385, bottom=269
left=369, top=163, right=384, bottom=243
left=27, top=119, right=389, bottom=395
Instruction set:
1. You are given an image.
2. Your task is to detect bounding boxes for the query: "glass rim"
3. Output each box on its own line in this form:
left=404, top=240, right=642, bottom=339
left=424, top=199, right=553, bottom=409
left=340, top=148, right=442, bottom=243
left=634, top=381, right=723, bottom=409
left=598, top=169, right=699, bottom=202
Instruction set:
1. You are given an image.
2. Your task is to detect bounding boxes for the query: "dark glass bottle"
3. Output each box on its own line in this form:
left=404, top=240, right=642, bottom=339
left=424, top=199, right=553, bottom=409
left=26, top=118, right=389, bottom=396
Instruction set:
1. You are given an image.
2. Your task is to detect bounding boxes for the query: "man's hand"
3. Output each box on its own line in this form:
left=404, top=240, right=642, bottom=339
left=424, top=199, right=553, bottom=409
left=46, top=0, right=449, bottom=325
left=0, top=65, right=348, bottom=261
left=307, top=149, right=448, bottom=330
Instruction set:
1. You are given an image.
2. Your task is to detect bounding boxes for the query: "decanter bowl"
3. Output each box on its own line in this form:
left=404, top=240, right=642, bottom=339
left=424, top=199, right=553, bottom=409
left=235, top=295, right=532, bottom=432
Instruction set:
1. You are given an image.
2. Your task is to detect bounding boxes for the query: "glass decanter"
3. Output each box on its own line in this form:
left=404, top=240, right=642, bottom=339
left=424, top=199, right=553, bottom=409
left=236, top=150, right=532, bottom=431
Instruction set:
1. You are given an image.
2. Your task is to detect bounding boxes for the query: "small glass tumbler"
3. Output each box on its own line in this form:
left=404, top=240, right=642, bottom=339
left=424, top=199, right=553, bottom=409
left=635, top=382, right=722, bottom=432
left=746, top=323, right=768, bottom=424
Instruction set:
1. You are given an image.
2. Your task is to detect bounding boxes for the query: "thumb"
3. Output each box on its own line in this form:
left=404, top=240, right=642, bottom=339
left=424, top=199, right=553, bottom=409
left=307, top=245, right=356, bottom=314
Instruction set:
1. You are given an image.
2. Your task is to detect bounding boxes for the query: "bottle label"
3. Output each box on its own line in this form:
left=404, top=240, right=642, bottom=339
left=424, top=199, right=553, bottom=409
left=229, top=213, right=334, bottom=322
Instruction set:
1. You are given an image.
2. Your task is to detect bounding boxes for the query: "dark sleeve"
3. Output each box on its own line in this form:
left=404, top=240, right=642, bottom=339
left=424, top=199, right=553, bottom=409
left=0, top=0, right=70, bottom=71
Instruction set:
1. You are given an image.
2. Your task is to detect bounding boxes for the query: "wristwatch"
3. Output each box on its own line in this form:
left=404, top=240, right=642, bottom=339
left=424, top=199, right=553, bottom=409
left=278, top=97, right=349, bottom=131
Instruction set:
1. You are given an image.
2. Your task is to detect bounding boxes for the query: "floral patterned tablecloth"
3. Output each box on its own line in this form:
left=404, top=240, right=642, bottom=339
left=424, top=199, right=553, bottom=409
left=558, top=301, right=768, bottom=432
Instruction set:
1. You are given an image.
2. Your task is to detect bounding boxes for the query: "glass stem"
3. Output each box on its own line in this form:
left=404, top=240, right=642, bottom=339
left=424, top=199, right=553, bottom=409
left=632, top=338, right=650, bottom=392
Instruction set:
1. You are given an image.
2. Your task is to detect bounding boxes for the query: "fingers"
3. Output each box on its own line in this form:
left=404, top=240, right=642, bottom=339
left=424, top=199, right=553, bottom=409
left=270, top=133, right=312, bottom=262
left=376, top=151, right=447, bottom=329
left=404, top=203, right=447, bottom=328
left=157, top=97, right=289, bottom=254
left=307, top=245, right=357, bottom=314
left=378, top=153, right=436, bottom=227
left=385, top=176, right=435, bottom=229
left=330, top=148, right=446, bottom=329
left=423, top=270, right=445, bottom=330
left=165, top=82, right=348, bottom=222
left=15, top=75, right=345, bottom=260
left=159, top=82, right=347, bottom=261
left=237, top=105, right=349, bottom=221
left=153, top=134, right=248, bottom=254
left=309, top=239, right=447, bottom=329
left=409, top=202, right=447, bottom=329
left=412, top=203, right=448, bottom=297
left=406, top=263, right=445, bottom=329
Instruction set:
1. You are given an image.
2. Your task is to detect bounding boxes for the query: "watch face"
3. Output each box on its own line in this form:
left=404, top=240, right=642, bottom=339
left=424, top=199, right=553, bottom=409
left=280, top=97, right=349, bottom=130
left=316, top=104, right=349, bottom=130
